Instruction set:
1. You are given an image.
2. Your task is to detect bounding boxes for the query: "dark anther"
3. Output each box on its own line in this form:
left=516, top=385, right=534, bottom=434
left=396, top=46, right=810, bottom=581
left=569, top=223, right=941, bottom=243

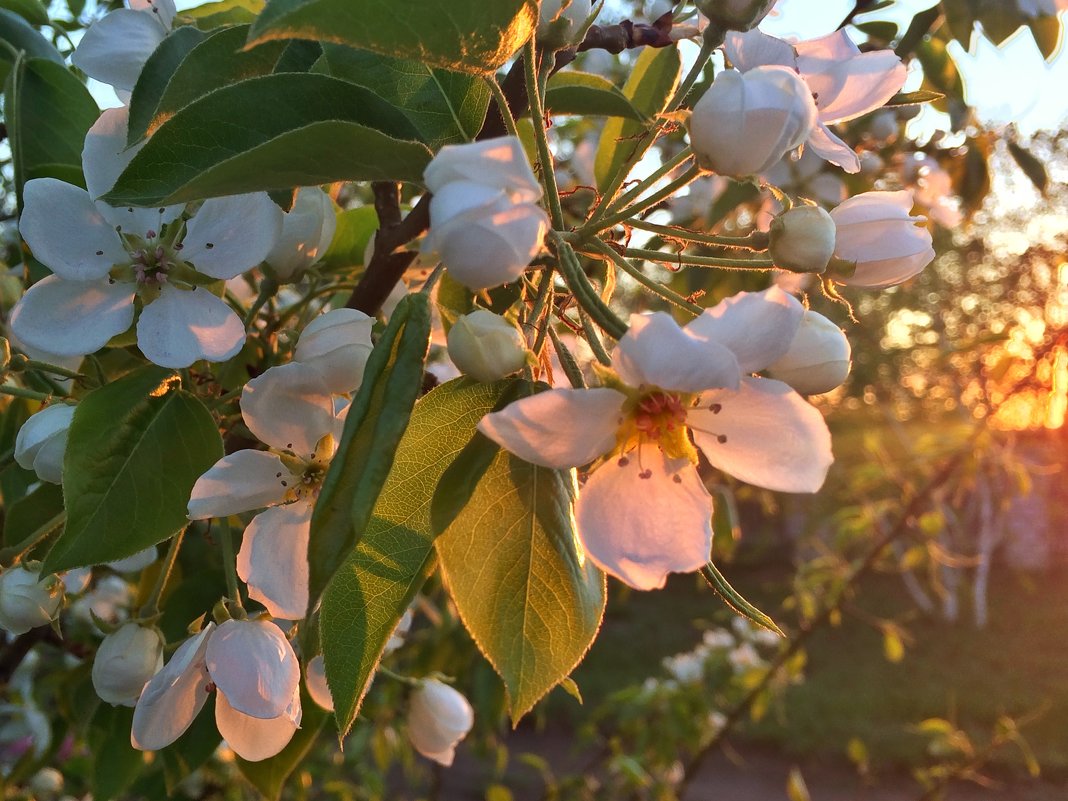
left=710, top=403, right=722, bottom=414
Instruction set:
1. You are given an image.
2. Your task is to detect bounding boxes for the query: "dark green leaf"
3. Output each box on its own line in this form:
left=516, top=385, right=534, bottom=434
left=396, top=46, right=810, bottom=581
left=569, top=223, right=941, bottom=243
left=103, top=73, right=432, bottom=206
left=1028, top=14, right=1063, bottom=60
left=89, top=705, right=145, bottom=801
left=319, top=206, right=378, bottom=272
left=701, top=561, right=784, bottom=637
left=235, top=691, right=328, bottom=801
left=42, top=367, right=223, bottom=573
left=126, top=26, right=209, bottom=146
left=1008, top=140, right=1049, bottom=195
left=180, top=0, right=263, bottom=28
left=0, top=0, right=48, bottom=25
left=159, top=696, right=220, bottom=793
left=884, top=89, right=945, bottom=106
left=248, top=0, right=538, bottom=75
left=320, top=377, right=510, bottom=736
left=0, top=7, right=61, bottom=86
left=436, top=448, right=605, bottom=721
left=594, top=45, right=680, bottom=191
left=307, top=293, right=432, bottom=610
left=546, top=70, right=644, bottom=119
left=2, top=480, right=63, bottom=550
left=322, top=44, right=490, bottom=148
left=854, top=19, right=897, bottom=42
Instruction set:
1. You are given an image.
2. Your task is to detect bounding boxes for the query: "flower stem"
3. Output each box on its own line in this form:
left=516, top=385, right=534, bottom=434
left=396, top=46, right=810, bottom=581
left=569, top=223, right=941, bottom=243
left=140, top=529, right=184, bottom=619
left=0, top=385, right=52, bottom=402
left=664, top=27, right=723, bottom=114
left=585, top=239, right=704, bottom=316
left=591, top=147, right=695, bottom=228
left=378, top=665, right=420, bottom=687
left=551, top=232, right=628, bottom=341
left=623, top=220, right=770, bottom=250
left=548, top=325, right=587, bottom=389
left=579, top=164, right=703, bottom=238
left=483, top=73, right=521, bottom=140
left=623, top=246, right=774, bottom=270
left=217, top=519, right=244, bottom=612
left=524, top=38, right=565, bottom=231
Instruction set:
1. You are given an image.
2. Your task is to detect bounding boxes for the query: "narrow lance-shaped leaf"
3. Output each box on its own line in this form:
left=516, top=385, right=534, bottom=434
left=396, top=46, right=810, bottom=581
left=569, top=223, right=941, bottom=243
left=247, top=0, right=538, bottom=76
left=42, top=366, right=223, bottom=573
left=546, top=71, right=645, bottom=120
left=701, top=561, right=784, bottom=637
left=306, top=293, right=432, bottom=612
left=320, top=378, right=514, bottom=737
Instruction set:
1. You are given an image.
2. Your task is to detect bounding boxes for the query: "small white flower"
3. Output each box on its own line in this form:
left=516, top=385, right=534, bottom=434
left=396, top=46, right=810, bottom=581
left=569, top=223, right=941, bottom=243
left=71, top=575, right=133, bottom=627
left=727, top=641, right=763, bottom=672
left=264, top=187, right=337, bottom=281
left=14, top=404, right=75, bottom=484
left=406, top=679, right=474, bottom=767
left=688, top=66, right=818, bottom=177
left=662, top=652, right=704, bottom=684
left=132, top=619, right=301, bottom=761
left=479, top=288, right=833, bottom=590
left=766, top=310, right=851, bottom=395
left=446, top=310, right=528, bottom=383
left=702, top=628, right=735, bottom=650
left=0, top=567, right=63, bottom=635
left=293, top=309, right=375, bottom=395
left=92, top=622, right=165, bottom=706
left=830, top=190, right=935, bottom=288
left=72, top=0, right=177, bottom=95
left=305, top=655, right=333, bottom=712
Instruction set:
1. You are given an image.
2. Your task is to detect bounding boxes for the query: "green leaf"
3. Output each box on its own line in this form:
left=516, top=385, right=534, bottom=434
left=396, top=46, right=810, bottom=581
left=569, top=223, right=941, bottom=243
left=307, top=293, right=432, bottom=610
left=126, top=25, right=210, bottom=146
left=235, top=691, right=328, bottom=801
left=319, top=206, right=378, bottom=271
left=0, top=8, right=61, bottom=86
left=2, top=481, right=63, bottom=549
left=884, top=88, right=945, bottom=107
left=5, top=56, right=98, bottom=208
left=0, top=0, right=48, bottom=25
left=546, top=71, right=645, bottom=120
left=320, top=378, right=510, bottom=736
left=248, top=0, right=538, bottom=75
left=594, top=45, right=680, bottom=191
left=42, top=367, right=223, bottom=573
left=180, top=0, right=263, bottom=28
left=103, top=73, right=432, bottom=206
left=436, top=448, right=605, bottom=721
left=321, top=44, right=490, bottom=148
left=89, top=705, right=145, bottom=801
left=701, top=561, right=784, bottom=637
left=709, top=484, right=740, bottom=562
left=1008, top=140, right=1049, bottom=195
left=158, top=698, right=221, bottom=793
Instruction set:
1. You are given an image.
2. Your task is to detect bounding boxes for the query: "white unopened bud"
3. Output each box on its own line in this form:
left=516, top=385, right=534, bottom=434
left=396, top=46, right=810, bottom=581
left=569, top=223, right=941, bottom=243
left=689, top=66, right=818, bottom=178
left=293, top=308, right=375, bottom=394
left=829, top=190, right=934, bottom=288
left=447, top=310, right=528, bottom=383
left=766, top=311, right=851, bottom=395
left=92, top=622, right=165, bottom=706
left=539, top=0, right=592, bottom=48
left=0, top=567, right=63, bottom=635
left=406, top=679, right=474, bottom=767
left=264, top=187, right=337, bottom=281
left=305, top=655, right=334, bottom=712
left=14, top=404, right=75, bottom=484
left=697, top=0, right=776, bottom=31
left=769, top=205, right=836, bottom=274
left=28, top=768, right=64, bottom=801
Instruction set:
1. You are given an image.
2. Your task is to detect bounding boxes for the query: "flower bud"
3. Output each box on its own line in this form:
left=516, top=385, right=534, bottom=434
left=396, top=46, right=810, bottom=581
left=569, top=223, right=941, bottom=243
left=305, top=655, right=334, bottom=712
left=406, top=679, right=474, bottom=767
left=447, top=310, right=528, bottom=383
left=697, top=0, right=776, bottom=31
left=766, top=311, right=851, bottom=395
left=0, top=567, right=63, bottom=635
left=538, top=0, right=592, bottom=48
left=688, top=66, right=818, bottom=177
left=14, top=404, right=75, bottom=484
left=264, top=187, right=337, bottom=281
left=829, top=190, right=934, bottom=288
left=293, top=309, right=375, bottom=394
left=769, top=205, right=836, bottom=274
left=0, top=336, right=10, bottom=371
left=92, top=622, right=165, bottom=706
left=28, top=768, right=63, bottom=801
left=424, top=137, right=542, bottom=201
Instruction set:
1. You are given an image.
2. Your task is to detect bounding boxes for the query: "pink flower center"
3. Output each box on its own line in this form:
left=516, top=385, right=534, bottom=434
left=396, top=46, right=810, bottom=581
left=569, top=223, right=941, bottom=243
left=633, top=391, right=687, bottom=440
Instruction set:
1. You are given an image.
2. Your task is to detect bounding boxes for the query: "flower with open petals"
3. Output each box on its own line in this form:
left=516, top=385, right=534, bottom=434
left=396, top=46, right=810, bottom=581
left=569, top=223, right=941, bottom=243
left=72, top=0, right=176, bottom=96
left=10, top=106, right=281, bottom=369
left=479, top=288, right=833, bottom=590
left=188, top=362, right=342, bottom=619
left=131, top=619, right=301, bottom=761
left=726, top=28, right=907, bottom=172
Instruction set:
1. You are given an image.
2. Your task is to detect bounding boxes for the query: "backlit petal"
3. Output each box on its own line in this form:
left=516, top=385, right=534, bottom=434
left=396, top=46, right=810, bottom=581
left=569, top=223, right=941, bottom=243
left=131, top=625, right=213, bottom=751
left=71, top=9, right=165, bottom=91
left=136, top=284, right=245, bottom=368
left=806, top=123, right=861, bottom=173
left=205, top=619, right=299, bottom=719
left=181, top=194, right=282, bottom=280
left=617, top=312, right=741, bottom=392
left=10, top=276, right=135, bottom=357
left=685, top=287, right=804, bottom=373
left=724, top=28, right=797, bottom=72
left=215, top=689, right=298, bottom=762
left=236, top=502, right=311, bottom=621
left=188, top=450, right=291, bottom=519
left=240, top=362, right=338, bottom=455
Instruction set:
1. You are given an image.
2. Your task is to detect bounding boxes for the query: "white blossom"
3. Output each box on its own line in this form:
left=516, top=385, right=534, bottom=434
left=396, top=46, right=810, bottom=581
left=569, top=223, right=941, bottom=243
left=264, top=187, right=337, bottom=281
left=72, top=0, right=177, bottom=95
left=0, top=568, right=63, bottom=635
left=766, top=310, right=851, bottom=395
left=14, top=404, right=75, bottom=484
left=768, top=205, right=837, bottom=274
left=446, top=310, right=528, bottom=383
left=830, top=190, right=935, bottom=288
left=406, top=679, right=474, bottom=767
left=92, top=623, right=165, bottom=706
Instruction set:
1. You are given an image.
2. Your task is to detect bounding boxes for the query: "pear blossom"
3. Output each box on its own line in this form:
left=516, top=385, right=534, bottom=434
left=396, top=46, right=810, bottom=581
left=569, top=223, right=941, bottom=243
left=305, top=656, right=333, bottom=712
left=406, top=679, right=474, bottom=767
left=264, top=187, right=337, bottom=281
left=766, top=310, right=851, bottom=395
left=829, top=190, right=935, bottom=288
left=131, top=619, right=302, bottom=761
left=422, top=137, right=550, bottom=290
left=0, top=567, right=63, bottom=635
left=72, top=0, right=176, bottom=95
left=901, top=154, right=963, bottom=229
left=763, top=148, right=847, bottom=207
left=479, top=288, right=833, bottom=590
left=14, top=404, right=75, bottom=484
left=92, top=622, right=165, bottom=706
left=725, top=28, right=907, bottom=172
left=688, top=66, right=819, bottom=177
left=292, top=308, right=375, bottom=395
left=10, top=106, right=281, bottom=369
left=71, top=574, right=133, bottom=626
left=188, top=362, right=343, bottom=619
left=446, top=310, right=528, bottom=383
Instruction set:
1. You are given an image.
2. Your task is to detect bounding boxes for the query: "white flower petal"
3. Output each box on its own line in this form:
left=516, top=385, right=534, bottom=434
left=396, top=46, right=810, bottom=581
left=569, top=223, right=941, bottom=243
left=129, top=0, right=175, bottom=30
left=10, top=275, right=135, bottom=357
left=71, top=9, right=166, bottom=92
left=181, top=194, right=283, bottom=280
left=423, top=137, right=542, bottom=202
left=188, top=450, right=291, bottom=519
left=106, top=546, right=158, bottom=573
left=293, top=309, right=375, bottom=395
left=724, top=28, right=797, bottom=72
left=616, top=312, right=741, bottom=392
left=806, top=123, right=861, bottom=173
left=305, top=655, right=334, bottom=712
left=264, top=187, right=337, bottom=279
left=205, top=619, right=299, bottom=720
left=797, top=33, right=906, bottom=124
left=136, top=284, right=245, bottom=368
left=477, top=388, right=624, bottom=469
left=690, top=377, right=832, bottom=493
left=406, top=680, right=474, bottom=767
left=236, top=502, right=311, bottom=621
left=684, top=287, right=804, bottom=373
left=215, top=689, right=298, bottom=762
left=131, top=625, right=213, bottom=751
left=19, top=179, right=127, bottom=281
left=576, top=450, right=713, bottom=590
left=240, top=362, right=339, bottom=455
left=14, top=404, right=75, bottom=484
